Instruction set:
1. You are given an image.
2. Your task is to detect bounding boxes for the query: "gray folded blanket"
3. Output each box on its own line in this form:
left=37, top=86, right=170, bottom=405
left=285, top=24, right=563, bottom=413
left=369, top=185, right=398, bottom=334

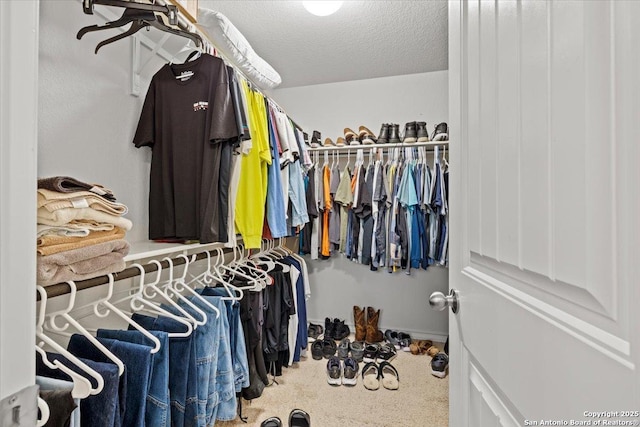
left=37, top=239, right=130, bottom=286
left=38, top=176, right=116, bottom=202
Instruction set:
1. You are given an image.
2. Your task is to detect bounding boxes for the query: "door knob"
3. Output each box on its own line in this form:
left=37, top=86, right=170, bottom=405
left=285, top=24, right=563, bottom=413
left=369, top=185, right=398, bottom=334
left=429, top=289, right=460, bottom=314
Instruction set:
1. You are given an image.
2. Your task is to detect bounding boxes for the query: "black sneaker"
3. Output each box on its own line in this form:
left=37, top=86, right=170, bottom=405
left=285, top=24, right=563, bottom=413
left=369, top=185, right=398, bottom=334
left=431, top=352, right=449, bottom=378
left=311, top=339, right=324, bottom=360
left=363, top=343, right=379, bottom=363
left=397, top=332, right=412, bottom=352
left=322, top=338, right=337, bottom=359
left=384, top=329, right=401, bottom=349
left=326, top=356, right=342, bottom=386
left=350, top=341, right=364, bottom=363
left=337, top=338, right=350, bottom=360
left=416, top=122, right=429, bottom=142
left=311, top=130, right=321, bottom=148
left=333, top=319, right=350, bottom=341
left=403, top=121, right=417, bottom=143
left=303, top=132, right=310, bottom=147
left=342, top=357, right=359, bottom=386
left=308, top=323, right=323, bottom=339
left=431, top=122, right=448, bottom=141
left=324, top=317, right=335, bottom=340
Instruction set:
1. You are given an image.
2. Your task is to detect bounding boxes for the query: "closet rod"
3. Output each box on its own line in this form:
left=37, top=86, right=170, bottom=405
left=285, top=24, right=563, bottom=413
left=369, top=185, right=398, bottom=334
left=308, top=141, right=450, bottom=151
left=37, top=246, right=233, bottom=301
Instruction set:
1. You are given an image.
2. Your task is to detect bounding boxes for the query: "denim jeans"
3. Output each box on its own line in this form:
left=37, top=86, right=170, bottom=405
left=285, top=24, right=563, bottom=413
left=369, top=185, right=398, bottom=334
left=36, top=351, right=121, bottom=427
left=194, top=292, right=236, bottom=422
left=36, top=375, right=81, bottom=427
left=97, top=329, right=170, bottom=427
left=160, top=300, right=218, bottom=427
left=68, top=334, right=152, bottom=427
left=199, top=288, right=250, bottom=392
left=131, top=313, right=199, bottom=427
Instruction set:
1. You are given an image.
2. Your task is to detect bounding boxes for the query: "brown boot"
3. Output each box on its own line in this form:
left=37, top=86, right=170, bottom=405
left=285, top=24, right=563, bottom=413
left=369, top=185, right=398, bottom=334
left=366, top=307, right=384, bottom=343
left=353, top=305, right=366, bottom=341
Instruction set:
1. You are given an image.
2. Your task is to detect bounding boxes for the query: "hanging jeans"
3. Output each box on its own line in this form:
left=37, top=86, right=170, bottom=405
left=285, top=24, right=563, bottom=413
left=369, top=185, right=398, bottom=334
left=36, top=376, right=80, bottom=427
left=97, top=329, right=170, bottom=427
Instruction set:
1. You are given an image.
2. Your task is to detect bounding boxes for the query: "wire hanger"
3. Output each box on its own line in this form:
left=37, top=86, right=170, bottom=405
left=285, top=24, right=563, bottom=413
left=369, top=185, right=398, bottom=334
left=43, top=281, right=125, bottom=375
left=36, top=286, right=102, bottom=397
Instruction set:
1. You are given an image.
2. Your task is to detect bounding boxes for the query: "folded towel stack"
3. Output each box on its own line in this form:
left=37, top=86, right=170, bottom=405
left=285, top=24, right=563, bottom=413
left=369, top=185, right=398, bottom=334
left=36, top=177, right=132, bottom=286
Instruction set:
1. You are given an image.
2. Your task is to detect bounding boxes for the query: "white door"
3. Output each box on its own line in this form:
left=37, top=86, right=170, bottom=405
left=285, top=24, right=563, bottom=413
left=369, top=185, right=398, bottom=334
left=447, top=1, right=640, bottom=425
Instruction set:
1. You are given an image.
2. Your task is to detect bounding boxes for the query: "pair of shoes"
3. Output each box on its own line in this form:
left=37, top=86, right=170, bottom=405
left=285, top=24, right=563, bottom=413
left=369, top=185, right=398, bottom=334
left=363, top=343, right=397, bottom=363
left=383, top=329, right=412, bottom=351
left=361, top=361, right=399, bottom=391
left=409, top=339, right=434, bottom=355
left=307, top=323, right=324, bottom=339
left=326, top=356, right=359, bottom=386
left=310, top=130, right=321, bottom=148
left=402, top=121, right=429, bottom=143
left=311, top=338, right=337, bottom=360
left=353, top=306, right=384, bottom=343
left=324, top=317, right=350, bottom=340
left=376, top=123, right=401, bottom=144
left=343, top=126, right=376, bottom=145
left=431, top=122, right=449, bottom=141
left=261, top=409, right=311, bottom=427
left=431, top=352, right=449, bottom=378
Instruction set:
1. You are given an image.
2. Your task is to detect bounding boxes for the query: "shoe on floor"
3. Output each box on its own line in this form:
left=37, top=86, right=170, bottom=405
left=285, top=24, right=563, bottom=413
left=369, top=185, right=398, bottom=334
left=427, top=345, right=440, bottom=357
left=431, top=122, right=449, bottom=141
left=350, top=340, right=364, bottom=363
left=384, top=329, right=400, bottom=349
left=322, top=338, right=337, bottom=359
left=363, top=343, right=379, bottom=363
left=308, top=323, right=324, bottom=339
left=333, top=319, right=350, bottom=341
left=342, top=357, right=359, bottom=386
left=326, top=356, right=342, bottom=386
left=379, top=361, right=399, bottom=390
left=337, top=338, right=350, bottom=360
left=397, top=332, right=412, bottom=352
left=376, top=343, right=397, bottom=363
left=431, top=352, right=449, bottom=378
left=261, top=416, right=282, bottom=427
left=361, top=361, right=380, bottom=391
left=289, top=409, right=310, bottom=427
left=311, top=339, right=324, bottom=360
left=324, top=317, right=335, bottom=340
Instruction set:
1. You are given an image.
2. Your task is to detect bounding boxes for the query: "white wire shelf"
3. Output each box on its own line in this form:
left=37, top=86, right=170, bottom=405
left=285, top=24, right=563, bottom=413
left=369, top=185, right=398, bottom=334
left=307, top=140, right=449, bottom=151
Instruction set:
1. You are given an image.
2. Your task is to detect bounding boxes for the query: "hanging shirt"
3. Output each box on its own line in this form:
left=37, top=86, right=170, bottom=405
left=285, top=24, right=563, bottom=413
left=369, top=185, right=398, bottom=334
left=334, top=167, right=353, bottom=252
left=133, top=53, right=239, bottom=243
left=265, top=106, right=288, bottom=238
left=235, top=82, right=272, bottom=248
left=321, top=165, right=332, bottom=257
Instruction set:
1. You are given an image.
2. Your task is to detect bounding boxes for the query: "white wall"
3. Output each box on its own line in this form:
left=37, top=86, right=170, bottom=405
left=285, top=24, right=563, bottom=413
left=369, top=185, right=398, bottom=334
left=272, top=71, right=450, bottom=341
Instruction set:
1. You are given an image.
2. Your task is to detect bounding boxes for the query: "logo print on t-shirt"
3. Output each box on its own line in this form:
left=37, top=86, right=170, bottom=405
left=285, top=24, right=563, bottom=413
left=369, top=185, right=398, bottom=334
left=193, top=101, right=209, bottom=112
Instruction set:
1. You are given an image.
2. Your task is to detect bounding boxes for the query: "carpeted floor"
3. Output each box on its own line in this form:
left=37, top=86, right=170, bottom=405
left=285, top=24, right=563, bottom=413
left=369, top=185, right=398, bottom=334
left=217, top=339, right=449, bottom=427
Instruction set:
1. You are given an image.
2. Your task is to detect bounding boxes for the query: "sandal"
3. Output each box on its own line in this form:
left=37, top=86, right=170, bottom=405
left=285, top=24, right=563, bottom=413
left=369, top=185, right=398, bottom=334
left=363, top=343, right=379, bottom=363
left=361, top=362, right=380, bottom=391
left=289, top=408, right=310, bottom=427
left=379, top=361, right=399, bottom=390
left=376, top=343, right=397, bottom=362
left=261, top=416, right=282, bottom=427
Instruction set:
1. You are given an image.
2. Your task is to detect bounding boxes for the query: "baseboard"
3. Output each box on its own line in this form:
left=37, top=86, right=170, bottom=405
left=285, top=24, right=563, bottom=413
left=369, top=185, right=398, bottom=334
left=307, top=318, right=448, bottom=344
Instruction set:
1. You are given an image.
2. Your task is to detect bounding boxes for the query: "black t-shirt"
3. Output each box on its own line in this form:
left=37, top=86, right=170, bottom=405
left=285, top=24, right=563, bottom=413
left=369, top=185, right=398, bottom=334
left=133, top=54, right=239, bottom=243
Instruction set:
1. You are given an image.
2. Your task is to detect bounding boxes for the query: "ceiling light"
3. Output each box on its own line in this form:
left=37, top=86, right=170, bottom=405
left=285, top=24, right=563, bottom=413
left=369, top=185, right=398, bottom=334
left=302, top=1, right=343, bottom=17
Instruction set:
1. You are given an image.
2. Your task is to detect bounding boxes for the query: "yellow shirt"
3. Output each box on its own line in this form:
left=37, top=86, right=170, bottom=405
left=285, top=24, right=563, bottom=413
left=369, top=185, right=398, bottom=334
left=235, top=81, right=272, bottom=248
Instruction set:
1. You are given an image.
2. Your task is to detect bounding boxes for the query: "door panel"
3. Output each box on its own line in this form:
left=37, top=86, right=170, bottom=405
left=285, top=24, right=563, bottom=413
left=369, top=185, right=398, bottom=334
left=449, top=0, right=640, bottom=424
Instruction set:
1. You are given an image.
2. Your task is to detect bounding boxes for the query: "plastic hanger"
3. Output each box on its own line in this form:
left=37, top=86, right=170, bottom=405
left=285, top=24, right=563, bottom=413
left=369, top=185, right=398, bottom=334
left=210, top=248, right=245, bottom=301
left=35, top=286, right=102, bottom=397
left=161, top=256, right=209, bottom=326
left=217, top=246, right=262, bottom=291
left=172, top=254, right=221, bottom=318
left=43, top=281, right=125, bottom=375
left=166, top=254, right=220, bottom=325
left=234, top=244, right=270, bottom=289
left=117, top=263, right=194, bottom=338
left=69, top=273, right=161, bottom=353
left=37, top=397, right=50, bottom=427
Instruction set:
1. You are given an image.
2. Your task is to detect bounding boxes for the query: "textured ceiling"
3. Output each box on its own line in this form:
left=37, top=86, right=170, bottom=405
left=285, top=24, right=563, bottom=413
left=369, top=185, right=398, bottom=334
left=198, top=0, right=448, bottom=88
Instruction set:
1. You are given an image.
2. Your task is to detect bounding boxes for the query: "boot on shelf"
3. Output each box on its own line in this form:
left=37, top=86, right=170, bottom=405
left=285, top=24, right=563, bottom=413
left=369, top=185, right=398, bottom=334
left=353, top=305, right=367, bottom=342
left=366, top=307, right=384, bottom=343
